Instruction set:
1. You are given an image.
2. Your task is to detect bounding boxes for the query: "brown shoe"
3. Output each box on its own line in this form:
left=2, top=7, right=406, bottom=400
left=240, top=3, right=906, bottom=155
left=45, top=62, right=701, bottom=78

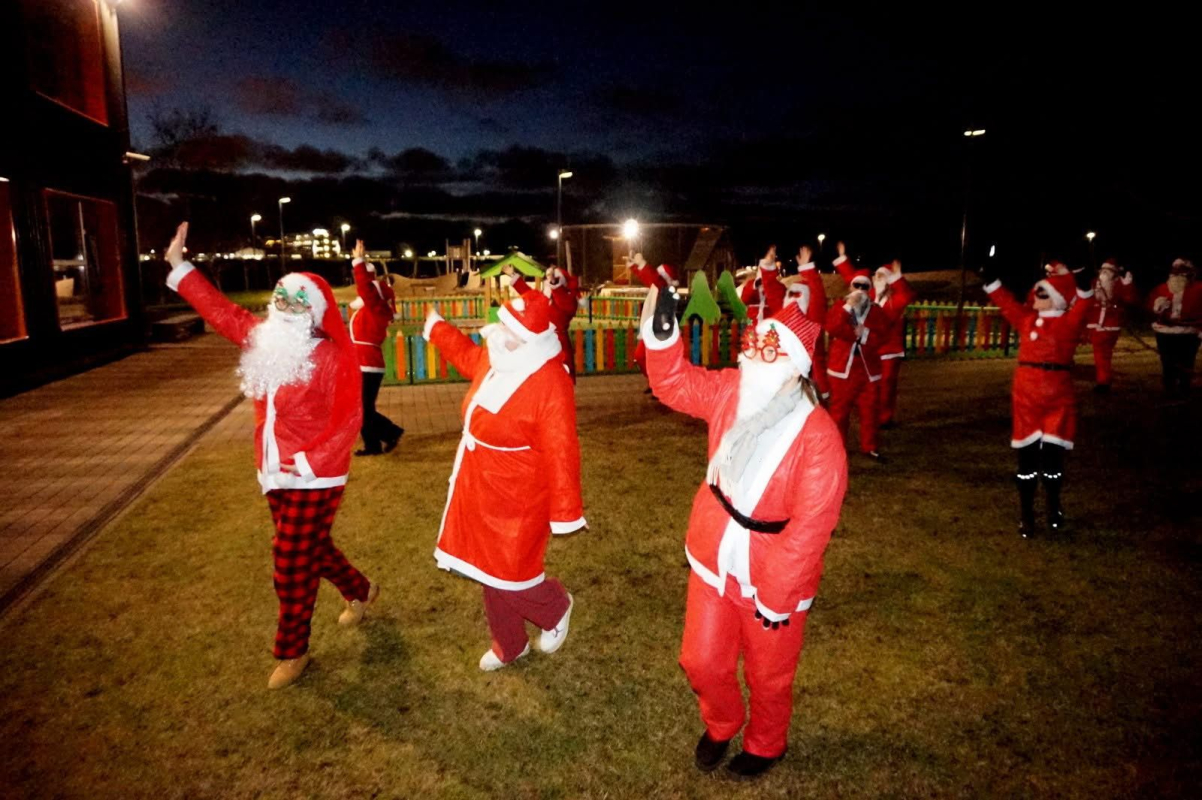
left=268, top=653, right=310, bottom=689
left=338, top=582, right=379, bottom=627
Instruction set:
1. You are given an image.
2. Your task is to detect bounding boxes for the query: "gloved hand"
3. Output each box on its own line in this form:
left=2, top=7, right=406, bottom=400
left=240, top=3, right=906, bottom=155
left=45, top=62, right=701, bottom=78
left=653, top=284, right=679, bottom=341
left=754, top=610, right=790, bottom=630
left=1072, top=265, right=1094, bottom=292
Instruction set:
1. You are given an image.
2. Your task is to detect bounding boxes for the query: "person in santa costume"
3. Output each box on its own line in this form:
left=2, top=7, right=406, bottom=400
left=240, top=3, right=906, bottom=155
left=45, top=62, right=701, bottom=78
left=1147, top=258, right=1202, bottom=397
left=640, top=285, right=847, bottom=779
left=423, top=290, right=586, bottom=671
left=629, top=252, right=681, bottom=381
left=163, top=223, right=378, bottom=689
left=740, top=246, right=787, bottom=325
left=505, top=262, right=583, bottom=382
left=349, top=240, right=404, bottom=455
left=1086, top=259, right=1138, bottom=393
left=788, top=244, right=830, bottom=399
left=823, top=269, right=895, bottom=461
left=982, top=260, right=1094, bottom=537
left=870, top=261, right=916, bottom=427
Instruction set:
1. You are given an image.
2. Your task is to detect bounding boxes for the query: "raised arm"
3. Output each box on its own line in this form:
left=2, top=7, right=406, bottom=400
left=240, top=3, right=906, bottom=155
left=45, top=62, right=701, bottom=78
left=641, top=287, right=729, bottom=422
left=983, top=280, right=1029, bottom=329
left=832, top=241, right=856, bottom=284
left=424, top=310, right=486, bottom=380
left=798, top=263, right=828, bottom=323
left=1065, top=269, right=1096, bottom=333
left=164, top=222, right=257, bottom=346
left=352, top=240, right=391, bottom=319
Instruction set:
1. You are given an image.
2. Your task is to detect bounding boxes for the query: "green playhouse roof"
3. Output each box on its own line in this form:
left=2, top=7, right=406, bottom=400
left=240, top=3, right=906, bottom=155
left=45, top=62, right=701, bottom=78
left=479, top=253, right=545, bottom=278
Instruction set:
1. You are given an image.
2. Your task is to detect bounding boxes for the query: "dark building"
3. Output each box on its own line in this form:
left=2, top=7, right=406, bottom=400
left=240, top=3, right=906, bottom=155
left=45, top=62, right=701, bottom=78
left=0, top=0, right=142, bottom=395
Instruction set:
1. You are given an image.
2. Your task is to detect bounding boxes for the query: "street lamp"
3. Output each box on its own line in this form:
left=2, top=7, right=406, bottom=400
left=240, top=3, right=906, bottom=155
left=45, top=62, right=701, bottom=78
left=474, top=228, right=483, bottom=248
left=340, top=223, right=351, bottom=252
left=557, top=170, right=573, bottom=267
left=549, top=227, right=559, bottom=240
left=403, top=249, right=413, bottom=259
left=277, top=197, right=291, bottom=277
left=955, top=129, right=986, bottom=348
left=1086, top=231, right=1097, bottom=267
left=250, top=213, right=262, bottom=247
left=817, top=233, right=826, bottom=253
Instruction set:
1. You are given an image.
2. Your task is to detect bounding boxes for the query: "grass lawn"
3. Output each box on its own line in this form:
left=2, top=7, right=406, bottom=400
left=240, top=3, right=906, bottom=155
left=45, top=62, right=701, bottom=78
left=1, top=351, right=1200, bottom=798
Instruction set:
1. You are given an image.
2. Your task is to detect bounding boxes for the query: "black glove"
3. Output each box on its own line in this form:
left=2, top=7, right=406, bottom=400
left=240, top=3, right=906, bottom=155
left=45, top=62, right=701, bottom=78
left=979, top=262, right=999, bottom=286
left=1072, top=265, right=1094, bottom=292
left=754, top=610, right=790, bottom=631
left=652, top=286, right=679, bottom=342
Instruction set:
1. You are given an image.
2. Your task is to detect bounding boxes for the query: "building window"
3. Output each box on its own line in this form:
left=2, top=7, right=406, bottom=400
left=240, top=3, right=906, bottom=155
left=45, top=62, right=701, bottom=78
left=45, top=191, right=126, bottom=330
left=22, top=0, right=109, bottom=125
left=1, top=180, right=28, bottom=344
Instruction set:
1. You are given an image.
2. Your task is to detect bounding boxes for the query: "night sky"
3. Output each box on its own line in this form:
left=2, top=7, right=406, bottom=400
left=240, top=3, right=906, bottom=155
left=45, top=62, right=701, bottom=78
left=120, top=2, right=1200, bottom=273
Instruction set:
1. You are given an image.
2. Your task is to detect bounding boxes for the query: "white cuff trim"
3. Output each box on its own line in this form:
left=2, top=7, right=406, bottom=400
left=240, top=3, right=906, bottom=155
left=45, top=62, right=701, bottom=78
left=1041, top=434, right=1074, bottom=450
left=833, top=255, right=848, bottom=266
left=1077, top=288, right=1094, bottom=299
left=886, top=271, right=903, bottom=284
left=639, top=316, right=681, bottom=351
left=166, top=261, right=195, bottom=292
left=753, top=595, right=790, bottom=623
left=983, top=279, right=1002, bottom=293
left=551, top=517, right=587, bottom=535
left=423, top=313, right=444, bottom=341
left=293, top=451, right=316, bottom=482
left=798, top=261, right=816, bottom=272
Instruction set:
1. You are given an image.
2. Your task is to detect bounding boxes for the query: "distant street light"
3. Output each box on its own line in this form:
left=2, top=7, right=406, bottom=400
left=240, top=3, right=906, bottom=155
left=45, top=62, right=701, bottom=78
left=557, top=170, right=573, bottom=267
left=340, top=222, right=351, bottom=252
left=474, top=227, right=483, bottom=249
left=1086, top=231, right=1097, bottom=267
left=403, top=249, right=413, bottom=259
left=623, top=218, right=639, bottom=240
left=817, top=233, right=826, bottom=254
left=482, top=249, right=490, bottom=257
left=989, top=244, right=997, bottom=258
left=549, top=227, right=559, bottom=240
left=1086, top=231, right=1096, bottom=242
left=277, top=197, right=291, bottom=276
left=955, top=128, right=986, bottom=347
left=250, top=213, right=262, bottom=247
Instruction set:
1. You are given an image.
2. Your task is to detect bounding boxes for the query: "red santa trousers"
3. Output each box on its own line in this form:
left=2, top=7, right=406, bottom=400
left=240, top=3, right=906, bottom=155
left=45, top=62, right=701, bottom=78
left=1090, top=330, right=1120, bottom=386
left=679, top=574, right=808, bottom=758
left=827, top=369, right=879, bottom=453
left=1011, top=368, right=1076, bottom=449
left=482, top=578, right=571, bottom=663
left=878, top=358, right=902, bottom=425
left=266, top=487, right=370, bottom=659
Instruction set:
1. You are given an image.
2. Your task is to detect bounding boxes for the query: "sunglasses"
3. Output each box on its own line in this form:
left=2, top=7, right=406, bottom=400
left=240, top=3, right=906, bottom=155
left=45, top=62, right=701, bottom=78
left=741, top=326, right=781, bottom=363
left=272, top=285, right=312, bottom=314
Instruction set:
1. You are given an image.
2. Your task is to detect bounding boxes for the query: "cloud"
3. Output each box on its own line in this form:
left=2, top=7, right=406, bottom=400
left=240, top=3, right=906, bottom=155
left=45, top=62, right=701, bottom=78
left=368, top=34, right=551, bottom=98
left=233, top=75, right=368, bottom=126
left=125, top=70, right=172, bottom=99
left=464, top=146, right=617, bottom=190
left=595, top=86, right=683, bottom=117
left=368, top=147, right=453, bottom=180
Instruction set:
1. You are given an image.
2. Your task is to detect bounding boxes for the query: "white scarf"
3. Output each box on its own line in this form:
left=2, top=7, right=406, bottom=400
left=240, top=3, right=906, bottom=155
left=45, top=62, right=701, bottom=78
left=474, top=325, right=563, bottom=413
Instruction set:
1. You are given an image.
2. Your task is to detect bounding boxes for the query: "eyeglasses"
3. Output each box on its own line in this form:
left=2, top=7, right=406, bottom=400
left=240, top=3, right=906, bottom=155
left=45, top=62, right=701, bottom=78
left=741, top=326, right=781, bottom=363
left=272, top=285, right=312, bottom=314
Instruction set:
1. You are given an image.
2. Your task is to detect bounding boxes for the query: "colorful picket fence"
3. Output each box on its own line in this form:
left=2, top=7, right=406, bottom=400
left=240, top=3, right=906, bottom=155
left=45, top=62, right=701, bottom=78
left=378, top=303, right=1017, bottom=385
left=391, top=296, right=486, bottom=324
left=587, top=296, right=644, bottom=321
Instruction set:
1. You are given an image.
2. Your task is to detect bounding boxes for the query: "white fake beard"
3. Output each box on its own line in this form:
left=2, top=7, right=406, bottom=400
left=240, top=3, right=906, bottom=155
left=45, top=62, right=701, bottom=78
left=736, top=355, right=799, bottom=420
left=873, top=277, right=889, bottom=298
left=481, top=323, right=525, bottom=371
left=237, top=307, right=318, bottom=399
left=1097, top=271, right=1115, bottom=300
left=1168, top=275, right=1188, bottom=294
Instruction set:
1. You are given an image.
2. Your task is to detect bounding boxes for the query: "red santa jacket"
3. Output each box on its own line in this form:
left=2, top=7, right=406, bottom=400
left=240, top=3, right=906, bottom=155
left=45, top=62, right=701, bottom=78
left=986, top=279, right=1095, bottom=365
left=1087, top=272, right=1138, bottom=333
left=739, top=268, right=787, bottom=324
left=824, top=300, right=892, bottom=381
left=425, top=316, right=585, bottom=589
left=168, top=263, right=361, bottom=493
left=1146, top=281, right=1202, bottom=335
left=795, top=262, right=828, bottom=325
left=874, top=275, right=916, bottom=359
left=513, top=276, right=580, bottom=380
left=642, top=322, right=848, bottom=619
left=349, top=258, right=393, bottom=372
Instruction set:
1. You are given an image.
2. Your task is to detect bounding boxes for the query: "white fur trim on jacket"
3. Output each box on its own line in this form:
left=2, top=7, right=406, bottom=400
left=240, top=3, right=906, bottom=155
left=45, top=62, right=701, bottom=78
left=498, top=304, right=536, bottom=342
left=434, top=546, right=545, bottom=591
left=797, top=261, right=816, bottom=272
left=886, top=270, right=903, bottom=284
left=423, top=312, right=444, bottom=341
left=983, top=279, right=1003, bottom=294
left=551, top=517, right=587, bottom=535
left=293, top=451, right=316, bottom=482
left=166, top=261, right=196, bottom=292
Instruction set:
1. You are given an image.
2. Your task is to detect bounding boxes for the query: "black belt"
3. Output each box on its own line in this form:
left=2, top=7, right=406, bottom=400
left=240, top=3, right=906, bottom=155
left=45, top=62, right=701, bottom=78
left=708, top=484, right=788, bottom=534
left=1018, top=361, right=1071, bottom=371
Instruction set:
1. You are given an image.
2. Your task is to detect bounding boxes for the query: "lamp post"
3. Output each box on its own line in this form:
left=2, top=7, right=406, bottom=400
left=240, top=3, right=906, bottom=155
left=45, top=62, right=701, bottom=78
left=622, top=218, right=639, bottom=260
left=1086, top=231, right=1097, bottom=267
left=557, top=170, right=573, bottom=268
left=340, top=223, right=350, bottom=252
left=277, top=197, right=291, bottom=277
left=248, top=214, right=262, bottom=289
left=817, top=233, right=826, bottom=257
left=954, top=129, right=986, bottom=348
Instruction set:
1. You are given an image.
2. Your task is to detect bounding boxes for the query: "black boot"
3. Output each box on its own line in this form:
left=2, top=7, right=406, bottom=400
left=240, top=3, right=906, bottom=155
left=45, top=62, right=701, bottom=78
left=1016, top=474, right=1038, bottom=538
left=1041, top=443, right=1068, bottom=536
left=694, top=731, right=730, bottom=772
left=726, top=749, right=786, bottom=780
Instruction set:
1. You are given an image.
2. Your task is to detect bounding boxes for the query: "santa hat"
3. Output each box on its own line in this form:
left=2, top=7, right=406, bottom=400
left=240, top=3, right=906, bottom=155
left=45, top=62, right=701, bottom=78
left=786, top=281, right=811, bottom=313
left=850, top=273, right=872, bottom=292
left=656, top=263, right=681, bottom=287
left=757, top=303, right=822, bottom=378
left=1170, top=258, right=1196, bottom=276
left=277, top=273, right=347, bottom=345
left=757, top=257, right=778, bottom=272
left=1099, top=259, right=1119, bottom=274
left=1044, top=260, right=1071, bottom=276
left=874, top=265, right=893, bottom=281
left=1033, top=276, right=1073, bottom=311
left=498, top=290, right=554, bottom=342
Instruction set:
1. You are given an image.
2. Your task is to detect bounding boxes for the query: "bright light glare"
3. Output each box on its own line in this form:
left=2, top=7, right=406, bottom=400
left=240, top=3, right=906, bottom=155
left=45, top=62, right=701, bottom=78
left=622, top=219, right=639, bottom=240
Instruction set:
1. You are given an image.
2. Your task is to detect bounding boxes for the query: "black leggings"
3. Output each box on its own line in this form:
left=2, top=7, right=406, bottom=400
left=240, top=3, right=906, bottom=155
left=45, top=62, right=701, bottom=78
left=1155, top=333, right=1200, bottom=393
left=360, top=372, right=402, bottom=451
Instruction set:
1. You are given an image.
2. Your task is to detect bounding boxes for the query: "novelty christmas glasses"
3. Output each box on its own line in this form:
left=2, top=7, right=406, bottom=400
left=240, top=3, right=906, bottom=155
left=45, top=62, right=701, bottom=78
left=741, top=326, right=781, bottom=363
left=272, top=284, right=312, bottom=314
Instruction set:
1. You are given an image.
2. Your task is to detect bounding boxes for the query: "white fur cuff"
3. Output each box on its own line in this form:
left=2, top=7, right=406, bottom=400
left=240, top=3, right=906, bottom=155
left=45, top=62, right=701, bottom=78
left=639, top=316, right=680, bottom=351
left=423, top=312, right=444, bottom=341
left=166, top=261, right=195, bottom=293
left=984, top=279, right=1003, bottom=293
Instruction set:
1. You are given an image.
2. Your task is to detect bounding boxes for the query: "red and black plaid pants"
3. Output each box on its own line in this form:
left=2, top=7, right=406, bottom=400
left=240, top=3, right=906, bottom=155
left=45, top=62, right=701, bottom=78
left=266, top=486, right=369, bottom=659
